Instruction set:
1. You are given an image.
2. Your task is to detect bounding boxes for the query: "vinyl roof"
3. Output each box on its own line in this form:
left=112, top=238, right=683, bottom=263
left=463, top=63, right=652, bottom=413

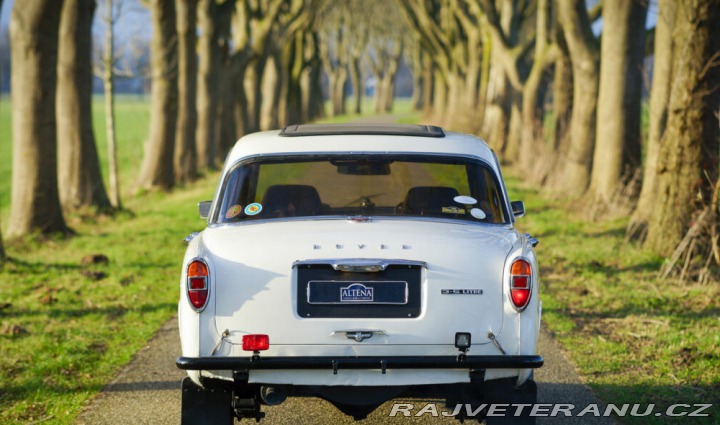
left=279, top=123, right=446, bottom=138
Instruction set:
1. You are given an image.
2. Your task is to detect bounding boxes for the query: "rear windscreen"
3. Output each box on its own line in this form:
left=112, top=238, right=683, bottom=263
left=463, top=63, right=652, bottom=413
left=213, top=154, right=508, bottom=224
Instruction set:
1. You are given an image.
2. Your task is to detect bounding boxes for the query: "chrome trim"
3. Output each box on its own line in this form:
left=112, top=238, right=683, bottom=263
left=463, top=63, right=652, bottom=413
left=183, top=232, right=200, bottom=244
left=523, top=233, right=539, bottom=247
left=507, top=256, right=533, bottom=313
left=206, top=215, right=514, bottom=230
left=346, top=332, right=374, bottom=342
left=186, top=257, right=210, bottom=313
left=293, top=258, right=428, bottom=271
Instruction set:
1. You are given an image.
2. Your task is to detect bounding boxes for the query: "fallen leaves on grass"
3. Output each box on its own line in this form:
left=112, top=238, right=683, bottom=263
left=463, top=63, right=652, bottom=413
left=1, top=323, right=30, bottom=336
left=81, top=254, right=110, bottom=265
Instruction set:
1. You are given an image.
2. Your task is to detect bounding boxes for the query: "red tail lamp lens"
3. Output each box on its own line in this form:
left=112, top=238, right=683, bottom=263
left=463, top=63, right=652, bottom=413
left=242, top=334, right=270, bottom=351
left=187, top=260, right=209, bottom=310
left=510, top=259, right=532, bottom=311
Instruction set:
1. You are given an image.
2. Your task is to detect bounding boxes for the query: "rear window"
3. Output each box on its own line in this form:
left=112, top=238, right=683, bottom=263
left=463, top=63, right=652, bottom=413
left=212, top=154, right=508, bottom=224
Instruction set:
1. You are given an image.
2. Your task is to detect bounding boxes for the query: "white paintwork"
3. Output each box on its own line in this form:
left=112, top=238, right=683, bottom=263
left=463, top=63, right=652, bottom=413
left=178, top=128, right=541, bottom=389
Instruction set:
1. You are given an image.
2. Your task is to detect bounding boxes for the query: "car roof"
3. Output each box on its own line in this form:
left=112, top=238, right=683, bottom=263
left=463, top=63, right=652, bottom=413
left=224, top=124, right=498, bottom=172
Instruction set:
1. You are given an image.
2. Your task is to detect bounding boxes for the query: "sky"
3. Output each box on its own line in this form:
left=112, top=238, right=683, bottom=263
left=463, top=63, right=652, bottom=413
left=0, top=0, right=152, bottom=42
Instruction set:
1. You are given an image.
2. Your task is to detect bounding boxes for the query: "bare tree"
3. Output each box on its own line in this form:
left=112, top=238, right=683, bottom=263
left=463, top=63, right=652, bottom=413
left=95, top=0, right=125, bottom=208
left=136, top=0, right=178, bottom=191
left=0, top=0, right=5, bottom=261
left=589, top=0, right=648, bottom=203
left=8, top=0, right=70, bottom=237
left=57, top=0, right=112, bottom=212
left=319, top=11, right=348, bottom=117
left=628, top=0, right=676, bottom=239
left=645, top=1, right=720, bottom=256
left=196, top=0, right=233, bottom=170
left=173, top=0, right=198, bottom=183
left=556, top=0, right=600, bottom=194
left=518, top=0, right=558, bottom=169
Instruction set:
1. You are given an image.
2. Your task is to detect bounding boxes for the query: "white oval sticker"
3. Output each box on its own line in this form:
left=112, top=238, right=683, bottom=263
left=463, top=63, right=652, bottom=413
left=454, top=195, right=477, bottom=205
left=470, top=208, right=486, bottom=220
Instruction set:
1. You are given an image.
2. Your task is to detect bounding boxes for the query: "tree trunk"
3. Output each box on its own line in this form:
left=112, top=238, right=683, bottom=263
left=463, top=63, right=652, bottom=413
left=629, top=0, right=676, bottom=237
left=475, top=28, right=491, bottom=132
left=482, top=62, right=511, bottom=151
left=551, top=31, right=572, bottom=151
left=260, top=54, right=279, bottom=130
left=102, top=0, right=121, bottom=209
left=136, top=0, right=178, bottom=192
left=421, top=56, right=434, bottom=119
left=0, top=0, right=4, bottom=259
left=8, top=0, right=70, bottom=237
left=645, top=1, right=720, bottom=256
left=195, top=0, right=222, bottom=171
left=557, top=0, right=599, bottom=194
left=589, top=0, right=648, bottom=202
left=174, top=0, right=198, bottom=183
left=285, top=31, right=305, bottom=125
left=57, top=0, right=111, bottom=212
left=246, top=56, right=268, bottom=133
left=333, top=67, right=348, bottom=116
left=302, top=32, right=324, bottom=122
left=519, top=47, right=554, bottom=169
left=410, top=43, right=423, bottom=111
left=519, top=0, right=552, bottom=169
left=349, top=55, right=362, bottom=114
left=432, top=69, right=447, bottom=124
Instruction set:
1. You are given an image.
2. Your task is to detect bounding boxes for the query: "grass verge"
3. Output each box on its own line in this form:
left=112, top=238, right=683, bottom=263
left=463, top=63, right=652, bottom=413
left=506, top=171, right=719, bottom=424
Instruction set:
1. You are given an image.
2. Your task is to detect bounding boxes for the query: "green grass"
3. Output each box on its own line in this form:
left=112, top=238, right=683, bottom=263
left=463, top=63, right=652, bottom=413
left=0, top=96, right=152, bottom=223
left=0, top=96, right=218, bottom=424
left=506, top=172, right=720, bottom=424
left=0, top=179, right=217, bottom=424
left=0, top=96, right=420, bottom=423
left=1, top=98, right=716, bottom=424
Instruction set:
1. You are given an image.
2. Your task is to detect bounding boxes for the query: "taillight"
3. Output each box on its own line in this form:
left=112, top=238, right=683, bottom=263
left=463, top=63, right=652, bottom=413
left=242, top=334, right=270, bottom=351
left=187, top=259, right=209, bottom=311
left=510, top=259, right=532, bottom=311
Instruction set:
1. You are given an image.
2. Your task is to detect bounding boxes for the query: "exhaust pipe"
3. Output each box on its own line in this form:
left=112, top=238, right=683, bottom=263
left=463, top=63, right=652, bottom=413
left=259, top=385, right=288, bottom=406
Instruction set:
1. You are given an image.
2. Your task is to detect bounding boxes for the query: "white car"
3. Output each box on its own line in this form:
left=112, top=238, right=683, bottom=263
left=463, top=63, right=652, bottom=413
left=177, top=124, right=542, bottom=424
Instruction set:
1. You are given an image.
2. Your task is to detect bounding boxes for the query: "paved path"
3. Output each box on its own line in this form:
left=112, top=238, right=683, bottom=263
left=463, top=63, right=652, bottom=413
left=75, top=316, right=614, bottom=424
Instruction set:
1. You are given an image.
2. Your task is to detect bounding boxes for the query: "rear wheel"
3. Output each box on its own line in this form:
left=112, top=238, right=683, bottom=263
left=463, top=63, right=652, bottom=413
left=181, top=377, right=234, bottom=425
left=484, top=378, right=537, bottom=425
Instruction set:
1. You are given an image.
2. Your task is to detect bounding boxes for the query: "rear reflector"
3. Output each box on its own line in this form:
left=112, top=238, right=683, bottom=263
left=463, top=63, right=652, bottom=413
left=187, top=259, right=209, bottom=311
left=510, top=259, right=532, bottom=311
left=243, top=334, right=270, bottom=351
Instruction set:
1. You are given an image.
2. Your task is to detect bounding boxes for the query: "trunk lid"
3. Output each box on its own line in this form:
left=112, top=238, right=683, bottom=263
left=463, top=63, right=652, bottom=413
left=201, top=219, right=514, bottom=346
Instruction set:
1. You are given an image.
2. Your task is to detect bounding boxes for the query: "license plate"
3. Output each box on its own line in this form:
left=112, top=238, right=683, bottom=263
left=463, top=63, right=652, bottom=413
left=307, top=280, right=408, bottom=305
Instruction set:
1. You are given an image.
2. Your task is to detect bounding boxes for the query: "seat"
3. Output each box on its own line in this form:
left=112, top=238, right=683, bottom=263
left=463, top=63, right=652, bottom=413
left=261, top=185, right=324, bottom=217
left=399, top=186, right=460, bottom=215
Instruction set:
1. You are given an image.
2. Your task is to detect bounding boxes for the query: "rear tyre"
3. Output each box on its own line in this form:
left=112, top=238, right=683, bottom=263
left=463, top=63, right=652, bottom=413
left=181, top=377, right=234, bottom=425
left=485, top=378, right=537, bottom=425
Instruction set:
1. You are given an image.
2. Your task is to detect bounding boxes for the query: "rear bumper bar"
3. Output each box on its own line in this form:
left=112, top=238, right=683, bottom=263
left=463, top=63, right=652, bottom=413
left=176, top=354, right=543, bottom=371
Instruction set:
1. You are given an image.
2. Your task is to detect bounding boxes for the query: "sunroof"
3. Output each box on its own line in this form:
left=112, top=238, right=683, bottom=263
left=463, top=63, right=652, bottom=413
left=279, top=124, right=446, bottom=138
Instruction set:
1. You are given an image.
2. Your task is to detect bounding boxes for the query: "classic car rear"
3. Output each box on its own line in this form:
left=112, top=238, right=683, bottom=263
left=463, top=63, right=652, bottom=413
left=177, top=124, right=542, bottom=423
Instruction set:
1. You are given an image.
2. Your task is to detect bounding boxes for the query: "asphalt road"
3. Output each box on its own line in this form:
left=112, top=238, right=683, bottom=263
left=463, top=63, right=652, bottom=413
left=75, top=317, right=615, bottom=425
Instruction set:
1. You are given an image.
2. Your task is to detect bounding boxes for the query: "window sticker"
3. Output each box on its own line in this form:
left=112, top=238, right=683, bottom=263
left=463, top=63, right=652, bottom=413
left=442, top=206, right=466, bottom=214
left=470, top=208, right=486, bottom=220
left=454, top=195, right=477, bottom=205
left=225, top=205, right=242, bottom=219
left=244, top=203, right=263, bottom=216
